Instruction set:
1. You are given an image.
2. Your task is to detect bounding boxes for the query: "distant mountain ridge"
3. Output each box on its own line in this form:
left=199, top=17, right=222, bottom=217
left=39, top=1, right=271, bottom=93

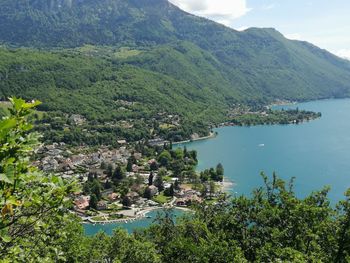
left=0, top=0, right=350, bottom=115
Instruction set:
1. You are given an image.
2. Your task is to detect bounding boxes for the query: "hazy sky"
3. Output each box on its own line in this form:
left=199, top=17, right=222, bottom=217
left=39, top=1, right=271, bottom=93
left=168, top=0, right=350, bottom=59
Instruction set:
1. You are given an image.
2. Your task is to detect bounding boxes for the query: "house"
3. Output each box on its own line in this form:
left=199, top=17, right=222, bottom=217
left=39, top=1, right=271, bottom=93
left=74, top=196, right=90, bottom=210
left=108, top=192, right=120, bottom=201
left=134, top=152, right=142, bottom=160
left=148, top=185, right=159, bottom=197
left=135, top=198, right=148, bottom=207
left=71, top=154, right=86, bottom=166
left=126, top=191, right=140, bottom=202
left=164, top=183, right=172, bottom=189
left=190, top=133, right=200, bottom=140
left=70, top=114, right=86, bottom=125
left=176, top=198, right=186, bottom=207
left=97, top=201, right=108, bottom=210
left=148, top=159, right=157, bottom=165
left=146, top=200, right=159, bottom=206
left=132, top=164, right=140, bottom=172
left=186, top=195, right=202, bottom=205
left=42, top=157, right=59, bottom=171
left=148, top=138, right=169, bottom=146
left=117, top=140, right=127, bottom=145
left=175, top=195, right=202, bottom=207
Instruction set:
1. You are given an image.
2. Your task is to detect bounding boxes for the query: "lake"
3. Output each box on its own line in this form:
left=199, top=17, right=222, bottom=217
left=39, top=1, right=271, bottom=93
left=178, top=99, right=350, bottom=202
left=84, top=208, right=186, bottom=236
left=85, top=99, right=350, bottom=235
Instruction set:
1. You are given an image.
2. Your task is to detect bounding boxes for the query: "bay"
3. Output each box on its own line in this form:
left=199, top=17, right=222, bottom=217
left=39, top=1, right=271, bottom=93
left=178, top=99, right=350, bottom=202
left=84, top=208, right=185, bottom=235
left=85, top=99, right=350, bottom=235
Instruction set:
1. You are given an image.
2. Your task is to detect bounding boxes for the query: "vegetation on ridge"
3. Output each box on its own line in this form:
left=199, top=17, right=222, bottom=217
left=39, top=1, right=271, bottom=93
left=1, top=0, right=350, bottom=129
left=1, top=99, right=350, bottom=262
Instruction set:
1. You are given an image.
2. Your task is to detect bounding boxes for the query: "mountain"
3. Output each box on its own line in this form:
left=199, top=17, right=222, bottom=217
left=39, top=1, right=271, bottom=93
left=1, top=0, right=350, bottom=122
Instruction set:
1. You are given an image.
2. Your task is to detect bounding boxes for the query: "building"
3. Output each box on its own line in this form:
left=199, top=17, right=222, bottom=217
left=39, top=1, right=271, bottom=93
left=148, top=185, right=159, bottom=197
left=117, top=140, right=127, bottom=145
left=108, top=192, right=120, bottom=201
left=97, top=201, right=108, bottom=210
left=74, top=196, right=90, bottom=210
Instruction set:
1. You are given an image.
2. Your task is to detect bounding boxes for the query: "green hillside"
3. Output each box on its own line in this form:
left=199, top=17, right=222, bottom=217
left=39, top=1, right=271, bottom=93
left=1, top=0, right=350, bottom=103
left=0, top=47, right=227, bottom=144
left=0, top=47, right=225, bottom=121
left=1, top=0, right=350, bottom=145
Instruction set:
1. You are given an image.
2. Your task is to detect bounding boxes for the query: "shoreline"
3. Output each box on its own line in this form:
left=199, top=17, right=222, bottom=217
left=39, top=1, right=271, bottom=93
left=267, top=100, right=297, bottom=109
left=83, top=206, right=191, bottom=225
left=173, top=132, right=217, bottom=146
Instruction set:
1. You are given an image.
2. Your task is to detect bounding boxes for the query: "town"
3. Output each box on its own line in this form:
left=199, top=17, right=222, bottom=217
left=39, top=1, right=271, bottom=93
left=34, top=139, right=226, bottom=224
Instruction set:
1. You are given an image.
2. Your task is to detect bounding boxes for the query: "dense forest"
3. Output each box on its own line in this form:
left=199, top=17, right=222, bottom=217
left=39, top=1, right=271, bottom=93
left=1, top=0, right=350, bottom=115
left=0, top=42, right=348, bottom=145
left=1, top=100, right=349, bottom=262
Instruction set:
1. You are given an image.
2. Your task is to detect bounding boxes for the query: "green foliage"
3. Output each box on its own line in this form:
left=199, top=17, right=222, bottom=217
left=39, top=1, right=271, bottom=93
left=0, top=0, right=350, bottom=147
left=230, top=108, right=322, bottom=126
left=154, top=173, right=164, bottom=192
left=200, top=164, right=224, bottom=182
left=2, top=103, right=350, bottom=262
left=1, top=0, right=350, bottom=106
left=0, top=47, right=222, bottom=145
left=83, top=229, right=161, bottom=263
left=158, top=150, right=172, bottom=167
left=164, top=184, right=174, bottom=197
left=89, top=194, right=98, bottom=210
left=112, top=166, right=125, bottom=182
left=134, top=173, right=350, bottom=262
left=152, top=192, right=171, bottom=204
left=0, top=97, right=77, bottom=261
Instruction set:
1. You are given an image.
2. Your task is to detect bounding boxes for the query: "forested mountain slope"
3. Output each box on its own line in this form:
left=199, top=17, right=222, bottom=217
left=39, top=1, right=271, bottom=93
left=0, top=0, right=350, bottom=121
left=0, top=48, right=225, bottom=123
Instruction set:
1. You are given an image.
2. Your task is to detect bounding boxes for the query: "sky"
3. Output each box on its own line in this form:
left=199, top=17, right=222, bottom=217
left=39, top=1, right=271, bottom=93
left=168, top=0, right=350, bottom=59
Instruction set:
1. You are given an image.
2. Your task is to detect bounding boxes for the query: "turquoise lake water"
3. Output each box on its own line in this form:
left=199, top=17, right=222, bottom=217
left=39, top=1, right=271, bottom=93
left=84, top=99, right=350, bottom=234
left=84, top=208, right=185, bottom=235
left=178, top=99, right=350, bottom=203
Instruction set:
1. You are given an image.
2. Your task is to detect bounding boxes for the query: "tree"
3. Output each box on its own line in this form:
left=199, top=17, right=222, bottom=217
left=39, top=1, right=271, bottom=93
left=122, top=196, right=132, bottom=207
left=200, top=170, right=210, bottom=182
left=144, top=187, right=152, bottom=199
left=148, top=172, right=154, bottom=186
left=100, top=161, right=107, bottom=170
left=113, top=166, right=125, bottom=182
left=154, top=174, right=164, bottom=192
left=91, top=180, right=102, bottom=200
left=164, top=184, right=174, bottom=197
left=209, top=181, right=216, bottom=198
left=173, top=148, right=184, bottom=160
left=126, top=156, right=136, bottom=172
left=126, top=159, right=133, bottom=172
left=83, top=182, right=91, bottom=194
left=0, top=98, right=76, bottom=260
left=216, top=163, right=224, bottom=177
left=150, top=161, right=158, bottom=171
left=158, top=168, right=167, bottom=177
left=89, top=194, right=98, bottom=210
left=335, top=189, right=350, bottom=262
left=174, top=180, right=180, bottom=190
left=158, top=150, right=172, bottom=167
left=85, top=229, right=161, bottom=263
left=183, top=146, right=188, bottom=157
left=170, top=159, right=185, bottom=178
left=106, top=163, right=114, bottom=177
left=105, top=179, right=112, bottom=189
